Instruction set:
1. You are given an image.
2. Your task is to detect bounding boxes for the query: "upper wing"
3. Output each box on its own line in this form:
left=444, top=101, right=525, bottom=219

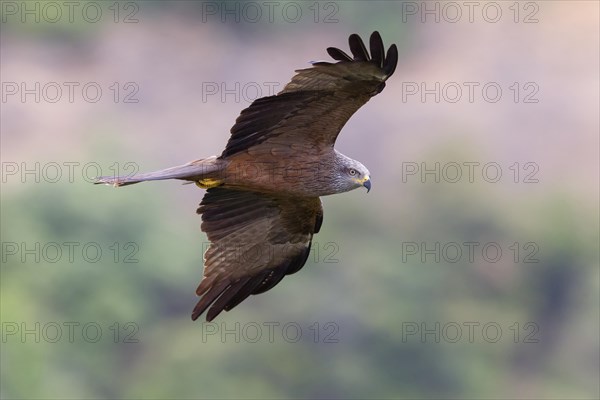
left=221, top=31, right=398, bottom=158
left=192, top=188, right=323, bottom=321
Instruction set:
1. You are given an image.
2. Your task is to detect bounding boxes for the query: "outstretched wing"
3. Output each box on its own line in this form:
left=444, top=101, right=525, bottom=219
left=221, top=31, right=398, bottom=158
left=192, top=188, right=323, bottom=321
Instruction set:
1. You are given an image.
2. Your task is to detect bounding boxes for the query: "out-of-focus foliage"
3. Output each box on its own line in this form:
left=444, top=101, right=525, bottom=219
left=1, top=1, right=598, bottom=399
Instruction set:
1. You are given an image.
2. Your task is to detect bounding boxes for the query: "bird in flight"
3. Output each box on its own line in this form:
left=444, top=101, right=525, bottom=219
left=96, top=31, right=398, bottom=321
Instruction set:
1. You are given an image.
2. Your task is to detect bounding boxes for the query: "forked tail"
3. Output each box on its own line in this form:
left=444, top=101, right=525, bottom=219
left=94, top=156, right=223, bottom=187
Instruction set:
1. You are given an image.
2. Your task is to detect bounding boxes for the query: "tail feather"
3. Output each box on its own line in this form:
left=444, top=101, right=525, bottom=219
left=94, top=157, right=222, bottom=187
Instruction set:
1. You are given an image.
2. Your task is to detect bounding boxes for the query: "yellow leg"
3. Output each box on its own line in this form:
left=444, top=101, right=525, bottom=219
left=195, top=178, right=223, bottom=189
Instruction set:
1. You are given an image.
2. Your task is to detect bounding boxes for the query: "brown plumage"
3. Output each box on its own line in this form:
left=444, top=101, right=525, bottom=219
left=96, top=31, right=398, bottom=321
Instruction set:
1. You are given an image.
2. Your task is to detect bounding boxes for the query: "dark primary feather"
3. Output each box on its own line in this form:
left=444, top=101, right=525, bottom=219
left=191, top=280, right=229, bottom=320
left=349, top=33, right=370, bottom=61
left=220, top=31, right=398, bottom=158
left=384, top=45, right=398, bottom=77
left=223, top=271, right=270, bottom=311
left=369, top=31, right=385, bottom=68
left=191, top=188, right=323, bottom=321
left=327, top=47, right=352, bottom=62
left=206, top=277, right=252, bottom=321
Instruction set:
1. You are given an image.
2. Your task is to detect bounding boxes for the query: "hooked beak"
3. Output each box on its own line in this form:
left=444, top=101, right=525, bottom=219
left=362, top=177, right=371, bottom=193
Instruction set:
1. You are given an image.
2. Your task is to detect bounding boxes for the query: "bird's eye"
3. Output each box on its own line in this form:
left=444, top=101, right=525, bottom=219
left=349, top=169, right=357, bottom=176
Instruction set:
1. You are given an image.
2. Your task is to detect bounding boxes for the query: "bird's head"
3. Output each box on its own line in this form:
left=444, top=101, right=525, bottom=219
left=338, top=158, right=371, bottom=193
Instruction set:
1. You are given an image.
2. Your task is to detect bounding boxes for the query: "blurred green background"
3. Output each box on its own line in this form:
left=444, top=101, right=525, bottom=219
left=1, top=1, right=598, bottom=399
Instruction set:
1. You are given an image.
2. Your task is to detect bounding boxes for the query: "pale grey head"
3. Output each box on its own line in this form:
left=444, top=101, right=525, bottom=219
left=322, top=151, right=371, bottom=196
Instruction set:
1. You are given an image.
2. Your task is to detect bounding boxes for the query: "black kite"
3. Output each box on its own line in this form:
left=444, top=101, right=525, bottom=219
left=96, top=31, right=398, bottom=321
